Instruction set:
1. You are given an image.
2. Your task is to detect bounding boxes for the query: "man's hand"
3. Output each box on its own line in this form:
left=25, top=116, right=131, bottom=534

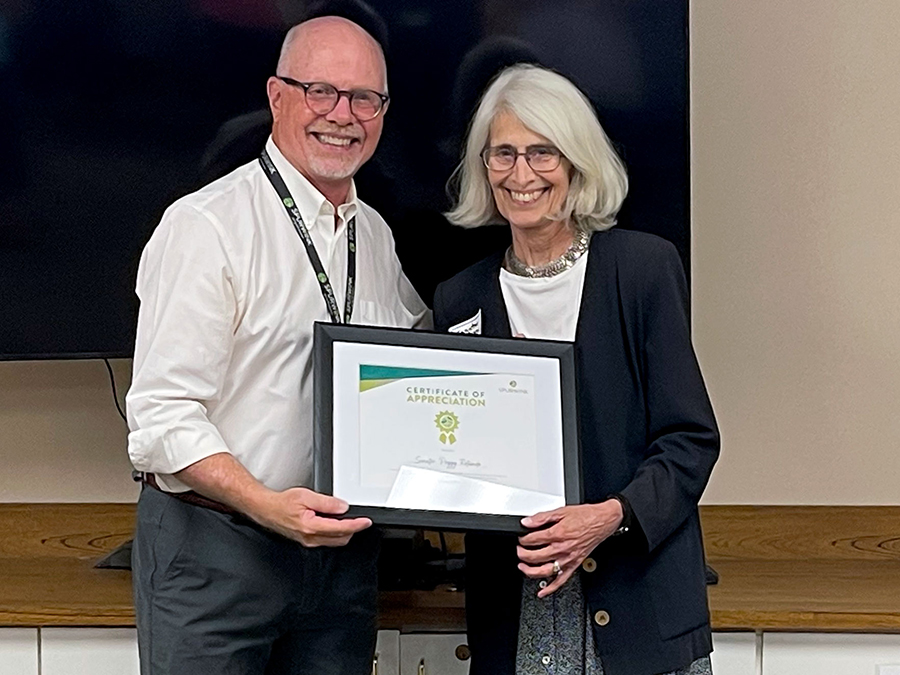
left=250, top=487, right=372, bottom=547
left=516, top=499, right=624, bottom=598
left=174, top=453, right=371, bottom=547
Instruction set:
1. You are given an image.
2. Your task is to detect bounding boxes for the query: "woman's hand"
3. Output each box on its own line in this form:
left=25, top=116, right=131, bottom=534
left=517, top=499, right=624, bottom=597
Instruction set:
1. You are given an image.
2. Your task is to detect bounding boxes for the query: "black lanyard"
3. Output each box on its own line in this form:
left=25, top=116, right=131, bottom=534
left=259, top=149, right=356, bottom=324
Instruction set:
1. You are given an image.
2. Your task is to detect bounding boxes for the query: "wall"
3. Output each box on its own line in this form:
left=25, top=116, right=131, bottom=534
left=0, top=360, right=137, bottom=502
left=2, top=1, right=899, bottom=503
left=691, top=0, right=900, bottom=503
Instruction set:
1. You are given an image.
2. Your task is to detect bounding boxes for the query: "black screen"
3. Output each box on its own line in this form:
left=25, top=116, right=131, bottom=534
left=0, top=0, right=688, bottom=358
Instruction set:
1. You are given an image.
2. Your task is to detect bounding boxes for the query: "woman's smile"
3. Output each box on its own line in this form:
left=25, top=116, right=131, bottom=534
left=487, top=111, right=570, bottom=232
left=506, top=187, right=549, bottom=204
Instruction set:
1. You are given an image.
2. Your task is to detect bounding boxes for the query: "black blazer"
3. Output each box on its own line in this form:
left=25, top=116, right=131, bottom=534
left=433, top=229, right=720, bottom=675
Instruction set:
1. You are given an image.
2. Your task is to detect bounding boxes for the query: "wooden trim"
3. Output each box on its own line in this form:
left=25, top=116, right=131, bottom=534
left=0, top=504, right=136, bottom=559
left=3, top=504, right=900, bottom=632
left=701, top=505, right=900, bottom=562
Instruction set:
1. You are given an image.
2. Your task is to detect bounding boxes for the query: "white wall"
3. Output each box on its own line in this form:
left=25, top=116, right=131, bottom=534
left=692, top=0, right=900, bottom=503
left=0, top=360, right=137, bottom=502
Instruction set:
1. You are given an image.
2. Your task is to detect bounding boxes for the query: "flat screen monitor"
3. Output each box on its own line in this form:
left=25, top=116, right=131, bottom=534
left=0, top=0, right=688, bottom=359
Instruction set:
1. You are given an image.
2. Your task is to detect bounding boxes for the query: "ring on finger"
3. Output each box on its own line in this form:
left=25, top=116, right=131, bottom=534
left=552, top=560, right=562, bottom=576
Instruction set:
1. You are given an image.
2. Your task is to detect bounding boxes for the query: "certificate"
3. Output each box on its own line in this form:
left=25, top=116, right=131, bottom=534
left=314, top=323, right=581, bottom=532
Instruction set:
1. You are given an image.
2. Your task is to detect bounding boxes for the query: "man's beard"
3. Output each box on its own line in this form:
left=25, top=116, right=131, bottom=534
left=305, top=153, right=363, bottom=182
left=305, top=123, right=366, bottom=181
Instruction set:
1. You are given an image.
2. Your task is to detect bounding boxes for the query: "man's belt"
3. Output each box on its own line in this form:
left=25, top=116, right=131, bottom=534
left=138, top=472, right=241, bottom=517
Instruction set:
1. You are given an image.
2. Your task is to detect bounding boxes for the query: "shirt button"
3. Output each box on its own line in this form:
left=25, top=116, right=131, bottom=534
left=594, top=610, right=611, bottom=626
left=541, top=655, right=552, bottom=665
left=581, top=557, right=597, bottom=573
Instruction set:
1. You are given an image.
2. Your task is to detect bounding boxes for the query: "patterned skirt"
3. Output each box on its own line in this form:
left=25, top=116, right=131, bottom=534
left=516, top=575, right=712, bottom=675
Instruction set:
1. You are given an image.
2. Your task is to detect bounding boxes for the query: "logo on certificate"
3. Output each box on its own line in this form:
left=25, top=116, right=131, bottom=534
left=435, top=411, right=460, bottom=445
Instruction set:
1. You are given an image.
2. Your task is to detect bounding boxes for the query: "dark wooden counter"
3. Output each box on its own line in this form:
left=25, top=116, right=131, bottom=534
left=1, top=504, right=899, bottom=632
left=702, top=505, right=900, bottom=632
left=0, top=504, right=135, bottom=626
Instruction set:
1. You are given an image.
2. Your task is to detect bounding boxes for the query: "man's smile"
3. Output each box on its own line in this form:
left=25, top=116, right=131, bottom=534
left=310, top=131, right=361, bottom=148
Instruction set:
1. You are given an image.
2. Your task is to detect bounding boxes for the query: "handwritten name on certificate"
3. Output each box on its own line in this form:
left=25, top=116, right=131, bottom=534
left=357, top=365, right=540, bottom=494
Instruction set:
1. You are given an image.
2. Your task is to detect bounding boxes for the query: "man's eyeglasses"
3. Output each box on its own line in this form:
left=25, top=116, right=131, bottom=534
left=276, top=77, right=389, bottom=121
left=482, top=145, right=563, bottom=172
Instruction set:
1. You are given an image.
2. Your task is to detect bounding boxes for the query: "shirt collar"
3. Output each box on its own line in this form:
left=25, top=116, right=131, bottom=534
left=264, top=136, right=359, bottom=231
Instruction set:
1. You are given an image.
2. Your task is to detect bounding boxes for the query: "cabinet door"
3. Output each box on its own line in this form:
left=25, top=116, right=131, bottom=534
left=0, top=628, right=39, bottom=675
left=763, top=633, right=900, bottom=675
left=400, top=634, right=470, bottom=675
left=711, top=632, right=757, bottom=675
left=41, top=628, right=139, bottom=675
left=376, top=630, right=401, bottom=675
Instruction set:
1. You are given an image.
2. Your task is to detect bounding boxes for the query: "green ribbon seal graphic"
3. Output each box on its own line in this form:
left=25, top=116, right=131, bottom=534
left=435, top=411, right=460, bottom=445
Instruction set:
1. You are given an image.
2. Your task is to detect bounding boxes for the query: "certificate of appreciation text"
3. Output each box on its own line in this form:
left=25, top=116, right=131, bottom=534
left=331, top=342, right=567, bottom=517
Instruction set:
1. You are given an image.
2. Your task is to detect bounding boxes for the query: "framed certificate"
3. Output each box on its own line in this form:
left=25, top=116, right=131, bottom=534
left=313, top=323, right=581, bottom=532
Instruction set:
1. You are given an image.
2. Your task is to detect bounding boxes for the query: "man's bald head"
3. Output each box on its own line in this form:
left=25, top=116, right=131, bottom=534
left=277, top=17, right=387, bottom=92
left=267, top=16, right=389, bottom=206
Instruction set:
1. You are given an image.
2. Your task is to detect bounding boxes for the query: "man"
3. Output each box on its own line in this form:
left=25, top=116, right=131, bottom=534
left=127, top=16, right=430, bottom=675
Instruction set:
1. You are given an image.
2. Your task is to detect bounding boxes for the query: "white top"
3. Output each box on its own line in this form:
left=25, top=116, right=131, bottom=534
left=126, top=137, right=431, bottom=492
left=499, top=250, right=589, bottom=342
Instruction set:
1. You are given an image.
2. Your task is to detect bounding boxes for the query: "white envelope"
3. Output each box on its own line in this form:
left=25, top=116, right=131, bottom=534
left=385, top=465, right=564, bottom=517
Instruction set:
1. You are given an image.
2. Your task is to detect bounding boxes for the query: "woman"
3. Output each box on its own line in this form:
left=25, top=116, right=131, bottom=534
left=434, top=64, right=720, bottom=675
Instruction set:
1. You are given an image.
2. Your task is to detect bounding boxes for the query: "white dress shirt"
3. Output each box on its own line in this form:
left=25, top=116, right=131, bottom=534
left=127, top=137, right=430, bottom=493
left=499, top=251, right=589, bottom=342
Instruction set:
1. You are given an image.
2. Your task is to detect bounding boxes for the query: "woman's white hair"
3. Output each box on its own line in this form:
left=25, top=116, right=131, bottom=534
left=446, top=64, right=628, bottom=231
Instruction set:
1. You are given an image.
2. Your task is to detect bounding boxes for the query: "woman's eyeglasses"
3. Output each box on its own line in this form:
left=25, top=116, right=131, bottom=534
left=482, top=145, right=563, bottom=172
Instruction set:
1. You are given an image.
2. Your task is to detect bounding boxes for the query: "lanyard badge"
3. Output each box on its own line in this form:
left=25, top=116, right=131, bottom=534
left=259, top=149, right=356, bottom=324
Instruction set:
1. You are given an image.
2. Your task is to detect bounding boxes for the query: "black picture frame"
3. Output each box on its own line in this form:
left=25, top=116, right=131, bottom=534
left=313, top=322, right=582, bottom=533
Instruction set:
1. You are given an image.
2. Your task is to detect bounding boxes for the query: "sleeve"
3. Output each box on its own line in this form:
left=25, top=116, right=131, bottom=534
left=432, top=280, right=449, bottom=332
left=396, top=265, right=433, bottom=330
left=125, top=204, right=239, bottom=477
left=618, top=241, right=720, bottom=552
left=364, top=205, right=433, bottom=330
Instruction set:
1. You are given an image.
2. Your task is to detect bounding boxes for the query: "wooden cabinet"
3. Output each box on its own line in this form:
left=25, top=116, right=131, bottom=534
left=711, top=632, right=758, bottom=675
left=396, top=632, right=760, bottom=675
left=396, top=631, right=761, bottom=675
left=41, top=628, right=139, bottom=675
left=400, top=634, right=470, bottom=675
left=13, top=626, right=900, bottom=674
left=5, top=506, right=900, bottom=673
left=763, top=634, right=900, bottom=675
left=375, top=630, right=401, bottom=675
left=0, top=629, right=38, bottom=675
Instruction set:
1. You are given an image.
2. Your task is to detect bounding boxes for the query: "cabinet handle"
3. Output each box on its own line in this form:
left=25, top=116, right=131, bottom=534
left=371, top=652, right=378, bottom=675
left=418, top=657, right=426, bottom=675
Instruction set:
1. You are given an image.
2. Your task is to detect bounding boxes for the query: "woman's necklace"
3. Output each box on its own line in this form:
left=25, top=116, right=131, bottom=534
left=504, top=229, right=591, bottom=278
